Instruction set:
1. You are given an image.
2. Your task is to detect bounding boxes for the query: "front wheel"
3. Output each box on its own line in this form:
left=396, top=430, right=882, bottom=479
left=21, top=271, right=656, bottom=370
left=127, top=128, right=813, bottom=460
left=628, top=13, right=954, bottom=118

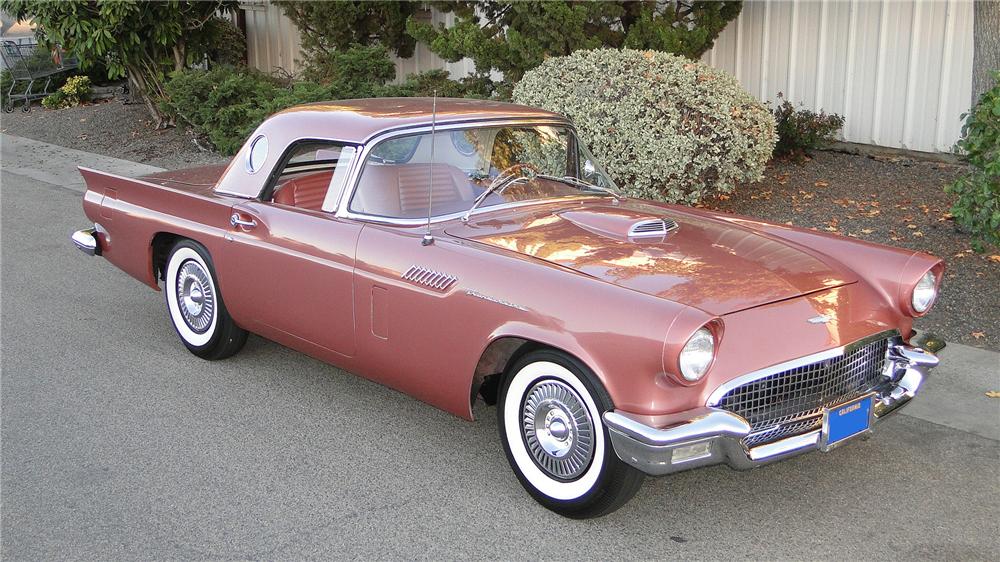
left=164, top=240, right=247, bottom=360
left=497, top=350, right=644, bottom=518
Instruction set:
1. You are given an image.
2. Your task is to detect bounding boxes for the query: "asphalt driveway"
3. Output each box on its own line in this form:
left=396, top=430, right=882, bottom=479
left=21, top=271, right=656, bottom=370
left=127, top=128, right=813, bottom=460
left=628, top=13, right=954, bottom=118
left=2, top=136, right=998, bottom=560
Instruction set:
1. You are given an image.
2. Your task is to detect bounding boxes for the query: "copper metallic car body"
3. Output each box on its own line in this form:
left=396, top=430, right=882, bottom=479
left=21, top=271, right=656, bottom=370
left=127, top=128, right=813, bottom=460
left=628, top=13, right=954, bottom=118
left=72, top=98, right=942, bottom=479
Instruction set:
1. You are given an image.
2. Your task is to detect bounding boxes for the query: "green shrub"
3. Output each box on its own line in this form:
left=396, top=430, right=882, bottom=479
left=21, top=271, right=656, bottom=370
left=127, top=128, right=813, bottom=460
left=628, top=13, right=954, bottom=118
left=41, top=75, right=91, bottom=109
left=162, top=66, right=285, bottom=154
left=394, top=69, right=493, bottom=99
left=946, top=72, right=999, bottom=251
left=300, top=44, right=396, bottom=89
left=771, top=93, right=845, bottom=159
left=513, top=48, right=776, bottom=204
left=162, top=43, right=489, bottom=155
left=162, top=61, right=399, bottom=155
left=202, top=16, right=247, bottom=67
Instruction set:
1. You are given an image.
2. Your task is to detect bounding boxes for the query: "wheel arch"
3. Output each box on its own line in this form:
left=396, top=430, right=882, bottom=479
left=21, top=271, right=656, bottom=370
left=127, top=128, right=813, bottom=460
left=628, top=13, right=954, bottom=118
left=151, top=231, right=213, bottom=285
left=469, top=327, right=607, bottom=416
left=151, top=232, right=182, bottom=283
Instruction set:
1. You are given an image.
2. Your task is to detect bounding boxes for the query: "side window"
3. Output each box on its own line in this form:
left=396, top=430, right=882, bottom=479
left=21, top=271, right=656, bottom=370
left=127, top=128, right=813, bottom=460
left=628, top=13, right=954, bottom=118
left=350, top=132, right=480, bottom=219
left=267, top=141, right=357, bottom=213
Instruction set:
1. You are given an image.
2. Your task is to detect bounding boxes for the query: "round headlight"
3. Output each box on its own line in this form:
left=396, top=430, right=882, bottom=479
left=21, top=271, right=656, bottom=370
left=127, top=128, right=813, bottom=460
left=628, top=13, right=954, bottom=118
left=911, top=271, right=938, bottom=313
left=679, top=327, right=715, bottom=382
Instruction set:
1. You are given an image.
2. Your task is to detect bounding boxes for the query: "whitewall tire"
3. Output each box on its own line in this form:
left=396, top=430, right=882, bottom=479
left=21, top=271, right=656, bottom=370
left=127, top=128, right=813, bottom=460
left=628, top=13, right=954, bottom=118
left=164, top=240, right=247, bottom=360
left=498, top=349, right=644, bottom=518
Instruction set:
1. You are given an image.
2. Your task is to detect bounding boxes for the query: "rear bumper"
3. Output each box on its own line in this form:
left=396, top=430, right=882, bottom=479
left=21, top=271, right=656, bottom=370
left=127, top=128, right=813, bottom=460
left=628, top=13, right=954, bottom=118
left=603, top=342, right=939, bottom=476
left=71, top=227, right=100, bottom=256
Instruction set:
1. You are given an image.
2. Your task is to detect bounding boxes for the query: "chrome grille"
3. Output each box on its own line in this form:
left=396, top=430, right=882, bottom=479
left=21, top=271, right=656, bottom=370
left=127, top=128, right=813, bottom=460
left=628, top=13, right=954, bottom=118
left=716, top=337, right=891, bottom=448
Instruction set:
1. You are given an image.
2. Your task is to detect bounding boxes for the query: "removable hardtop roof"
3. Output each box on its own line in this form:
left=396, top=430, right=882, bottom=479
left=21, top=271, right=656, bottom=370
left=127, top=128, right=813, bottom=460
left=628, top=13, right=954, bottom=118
left=213, top=98, right=568, bottom=199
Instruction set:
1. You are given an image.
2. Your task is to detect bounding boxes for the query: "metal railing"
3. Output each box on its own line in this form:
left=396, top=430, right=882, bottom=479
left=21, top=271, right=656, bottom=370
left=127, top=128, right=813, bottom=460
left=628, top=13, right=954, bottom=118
left=1, top=40, right=78, bottom=112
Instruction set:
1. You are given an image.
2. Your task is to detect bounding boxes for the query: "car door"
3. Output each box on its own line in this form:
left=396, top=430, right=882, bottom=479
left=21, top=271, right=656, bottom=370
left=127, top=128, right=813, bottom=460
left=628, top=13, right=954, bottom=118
left=218, top=141, right=362, bottom=357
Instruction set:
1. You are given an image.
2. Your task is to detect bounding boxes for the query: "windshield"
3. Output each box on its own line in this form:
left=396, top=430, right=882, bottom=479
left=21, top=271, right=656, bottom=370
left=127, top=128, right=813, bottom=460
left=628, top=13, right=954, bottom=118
left=349, top=124, right=619, bottom=220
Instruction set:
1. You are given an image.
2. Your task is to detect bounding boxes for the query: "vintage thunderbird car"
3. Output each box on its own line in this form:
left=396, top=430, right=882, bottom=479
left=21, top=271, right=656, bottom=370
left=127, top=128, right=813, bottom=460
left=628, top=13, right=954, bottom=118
left=72, top=99, right=943, bottom=518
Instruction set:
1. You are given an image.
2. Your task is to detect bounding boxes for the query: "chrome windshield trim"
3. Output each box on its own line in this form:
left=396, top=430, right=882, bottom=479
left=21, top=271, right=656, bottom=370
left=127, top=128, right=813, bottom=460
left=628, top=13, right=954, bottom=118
left=333, top=118, right=582, bottom=221
left=706, top=329, right=901, bottom=407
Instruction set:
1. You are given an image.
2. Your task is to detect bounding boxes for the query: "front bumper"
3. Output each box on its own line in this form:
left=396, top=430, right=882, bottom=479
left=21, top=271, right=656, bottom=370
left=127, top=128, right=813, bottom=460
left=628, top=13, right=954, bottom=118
left=603, top=341, right=939, bottom=476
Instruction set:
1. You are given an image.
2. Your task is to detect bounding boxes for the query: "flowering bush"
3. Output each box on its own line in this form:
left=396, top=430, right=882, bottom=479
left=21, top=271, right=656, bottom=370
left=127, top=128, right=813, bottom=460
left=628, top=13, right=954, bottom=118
left=513, top=48, right=776, bottom=204
left=41, top=75, right=91, bottom=109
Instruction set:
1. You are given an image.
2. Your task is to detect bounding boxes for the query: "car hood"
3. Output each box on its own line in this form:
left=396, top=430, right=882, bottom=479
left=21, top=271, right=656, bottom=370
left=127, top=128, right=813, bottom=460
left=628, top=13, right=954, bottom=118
left=445, top=199, right=857, bottom=315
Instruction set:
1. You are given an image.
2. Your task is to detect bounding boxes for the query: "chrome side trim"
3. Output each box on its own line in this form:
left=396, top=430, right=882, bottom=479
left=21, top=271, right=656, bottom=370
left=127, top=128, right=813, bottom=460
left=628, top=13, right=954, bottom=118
left=402, top=266, right=457, bottom=291
left=71, top=228, right=99, bottom=256
left=465, top=290, right=528, bottom=312
left=706, top=329, right=900, bottom=406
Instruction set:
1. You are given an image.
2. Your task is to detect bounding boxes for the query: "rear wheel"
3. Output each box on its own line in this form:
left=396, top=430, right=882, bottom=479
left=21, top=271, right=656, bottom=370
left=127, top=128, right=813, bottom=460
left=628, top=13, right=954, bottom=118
left=164, top=240, right=247, bottom=360
left=497, top=349, right=644, bottom=518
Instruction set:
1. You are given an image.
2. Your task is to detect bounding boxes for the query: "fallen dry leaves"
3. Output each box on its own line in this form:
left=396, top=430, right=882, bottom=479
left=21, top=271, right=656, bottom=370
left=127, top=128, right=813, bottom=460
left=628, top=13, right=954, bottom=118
left=986, top=391, right=1000, bottom=399
left=971, top=331, right=986, bottom=340
left=989, top=255, right=1000, bottom=264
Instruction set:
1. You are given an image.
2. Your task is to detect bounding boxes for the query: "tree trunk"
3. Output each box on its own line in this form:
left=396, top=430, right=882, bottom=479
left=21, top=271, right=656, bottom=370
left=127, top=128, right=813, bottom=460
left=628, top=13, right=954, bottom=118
left=972, top=0, right=1000, bottom=107
left=173, top=38, right=186, bottom=73
left=126, top=63, right=172, bottom=129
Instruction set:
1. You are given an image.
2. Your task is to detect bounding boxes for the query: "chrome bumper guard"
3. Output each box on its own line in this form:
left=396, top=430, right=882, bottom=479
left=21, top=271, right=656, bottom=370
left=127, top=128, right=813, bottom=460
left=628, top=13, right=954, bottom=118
left=71, top=227, right=99, bottom=256
left=604, top=342, right=939, bottom=476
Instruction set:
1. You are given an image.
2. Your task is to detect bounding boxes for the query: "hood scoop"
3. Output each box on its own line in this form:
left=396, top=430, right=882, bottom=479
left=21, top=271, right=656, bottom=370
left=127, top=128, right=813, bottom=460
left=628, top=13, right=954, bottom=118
left=558, top=209, right=679, bottom=242
left=628, top=218, right=679, bottom=239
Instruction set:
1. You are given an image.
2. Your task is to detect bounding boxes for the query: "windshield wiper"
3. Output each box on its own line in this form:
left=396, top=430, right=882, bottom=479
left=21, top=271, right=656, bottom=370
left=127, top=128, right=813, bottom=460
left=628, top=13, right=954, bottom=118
left=461, top=172, right=529, bottom=222
left=537, top=174, right=624, bottom=201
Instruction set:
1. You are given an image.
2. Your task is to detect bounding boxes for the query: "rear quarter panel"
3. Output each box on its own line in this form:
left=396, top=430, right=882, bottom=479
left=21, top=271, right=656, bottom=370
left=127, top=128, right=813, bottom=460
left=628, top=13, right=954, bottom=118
left=79, top=167, right=236, bottom=290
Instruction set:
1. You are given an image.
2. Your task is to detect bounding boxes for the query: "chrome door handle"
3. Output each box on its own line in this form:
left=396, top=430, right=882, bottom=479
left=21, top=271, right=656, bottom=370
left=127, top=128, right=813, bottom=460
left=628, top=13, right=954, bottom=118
left=230, top=213, right=257, bottom=228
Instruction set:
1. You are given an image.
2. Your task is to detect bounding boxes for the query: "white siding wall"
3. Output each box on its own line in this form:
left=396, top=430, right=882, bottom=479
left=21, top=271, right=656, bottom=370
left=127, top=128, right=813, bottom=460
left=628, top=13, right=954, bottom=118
left=702, top=0, right=975, bottom=153
left=392, top=10, right=478, bottom=82
left=238, top=2, right=475, bottom=81
left=241, top=1, right=303, bottom=76
left=240, top=0, right=975, bottom=153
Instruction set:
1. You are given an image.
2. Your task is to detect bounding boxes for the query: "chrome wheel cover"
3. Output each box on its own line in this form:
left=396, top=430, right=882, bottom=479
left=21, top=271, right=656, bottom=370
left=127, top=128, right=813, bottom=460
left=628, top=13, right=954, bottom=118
left=521, top=379, right=595, bottom=480
left=175, top=260, right=215, bottom=334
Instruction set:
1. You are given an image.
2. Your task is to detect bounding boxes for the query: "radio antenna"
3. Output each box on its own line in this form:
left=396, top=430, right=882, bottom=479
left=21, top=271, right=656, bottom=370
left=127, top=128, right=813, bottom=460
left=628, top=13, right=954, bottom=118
left=421, top=91, right=437, bottom=246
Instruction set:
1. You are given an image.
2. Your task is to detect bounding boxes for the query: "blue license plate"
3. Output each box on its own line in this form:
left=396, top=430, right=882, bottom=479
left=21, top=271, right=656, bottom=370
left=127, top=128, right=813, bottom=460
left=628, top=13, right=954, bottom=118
left=823, top=394, right=873, bottom=450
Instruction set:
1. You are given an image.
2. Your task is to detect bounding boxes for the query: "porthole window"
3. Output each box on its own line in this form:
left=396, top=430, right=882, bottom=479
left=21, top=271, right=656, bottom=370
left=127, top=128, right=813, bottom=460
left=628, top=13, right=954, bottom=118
left=450, top=130, right=477, bottom=156
left=246, top=135, right=269, bottom=174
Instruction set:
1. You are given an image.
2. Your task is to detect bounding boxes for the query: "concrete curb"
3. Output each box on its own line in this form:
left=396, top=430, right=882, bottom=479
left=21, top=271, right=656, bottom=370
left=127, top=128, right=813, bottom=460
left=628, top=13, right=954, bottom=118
left=1, top=133, right=164, bottom=193
left=904, top=341, right=1000, bottom=441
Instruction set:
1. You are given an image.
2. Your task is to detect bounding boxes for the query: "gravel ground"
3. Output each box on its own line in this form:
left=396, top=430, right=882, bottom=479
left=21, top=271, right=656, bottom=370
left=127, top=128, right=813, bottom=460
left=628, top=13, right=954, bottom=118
left=0, top=98, right=228, bottom=170
left=2, top=101, right=995, bottom=349
left=707, top=151, right=999, bottom=350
